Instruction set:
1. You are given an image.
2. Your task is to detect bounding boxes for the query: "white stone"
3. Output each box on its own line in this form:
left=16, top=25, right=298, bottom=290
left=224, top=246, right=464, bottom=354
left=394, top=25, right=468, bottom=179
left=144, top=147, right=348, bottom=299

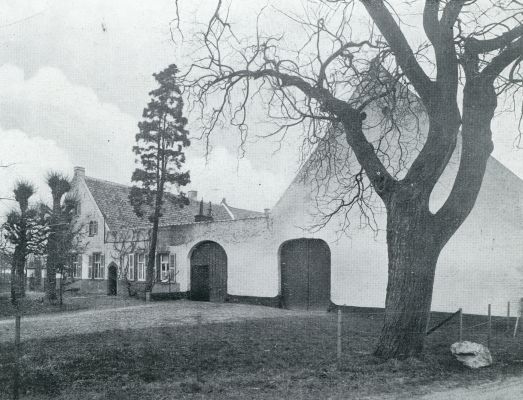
left=451, top=341, right=493, bottom=368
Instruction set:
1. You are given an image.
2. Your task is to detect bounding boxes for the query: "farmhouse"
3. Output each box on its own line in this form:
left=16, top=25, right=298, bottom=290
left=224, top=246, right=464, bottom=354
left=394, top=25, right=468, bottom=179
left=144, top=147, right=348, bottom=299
left=68, top=145, right=523, bottom=317
left=68, top=91, right=523, bottom=316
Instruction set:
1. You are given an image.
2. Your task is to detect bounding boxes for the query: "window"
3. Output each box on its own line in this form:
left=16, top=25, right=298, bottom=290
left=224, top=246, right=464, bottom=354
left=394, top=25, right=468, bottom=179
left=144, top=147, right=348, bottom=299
left=91, top=253, right=104, bottom=279
left=137, top=253, right=146, bottom=281
left=127, top=254, right=135, bottom=281
left=72, top=255, right=82, bottom=278
left=88, top=221, right=98, bottom=237
left=159, top=254, right=170, bottom=281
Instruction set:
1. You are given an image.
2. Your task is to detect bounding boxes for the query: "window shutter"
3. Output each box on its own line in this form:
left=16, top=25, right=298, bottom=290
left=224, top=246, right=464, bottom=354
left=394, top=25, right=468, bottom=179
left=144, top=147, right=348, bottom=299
left=78, top=254, right=83, bottom=278
left=156, top=255, right=161, bottom=282
left=129, top=254, right=134, bottom=280
left=169, top=254, right=175, bottom=283
left=145, top=254, right=149, bottom=282
left=101, top=254, right=105, bottom=279
left=88, top=254, right=93, bottom=279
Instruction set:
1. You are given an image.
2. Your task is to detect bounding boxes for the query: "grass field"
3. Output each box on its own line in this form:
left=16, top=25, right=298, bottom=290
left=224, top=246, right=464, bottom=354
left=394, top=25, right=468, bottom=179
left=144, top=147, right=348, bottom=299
left=1, top=305, right=522, bottom=399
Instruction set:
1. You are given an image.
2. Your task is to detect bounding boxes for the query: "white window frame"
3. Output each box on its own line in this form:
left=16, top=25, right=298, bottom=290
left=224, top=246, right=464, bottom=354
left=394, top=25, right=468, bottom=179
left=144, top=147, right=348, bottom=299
left=93, top=253, right=104, bottom=279
left=88, top=221, right=98, bottom=237
left=159, top=253, right=170, bottom=282
left=72, top=255, right=82, bottom=278
left=127, top=254, right=135, bottom=281
left=137, top=253, right=146, bottom=281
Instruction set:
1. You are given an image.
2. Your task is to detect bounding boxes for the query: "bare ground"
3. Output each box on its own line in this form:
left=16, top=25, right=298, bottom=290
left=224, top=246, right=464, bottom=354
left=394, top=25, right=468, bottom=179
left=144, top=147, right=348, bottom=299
left=0, top=300, right=304, bottom=343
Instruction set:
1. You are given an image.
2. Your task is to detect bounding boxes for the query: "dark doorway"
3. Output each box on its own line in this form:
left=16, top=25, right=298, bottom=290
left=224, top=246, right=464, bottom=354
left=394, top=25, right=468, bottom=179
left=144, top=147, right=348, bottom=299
left=280, top=239, right=331, bottom=310
left=190, top=241, right=227, bottom=302
left=107, top=264, right=117, bottom=296
left=191, top=265, right=210, bottom=301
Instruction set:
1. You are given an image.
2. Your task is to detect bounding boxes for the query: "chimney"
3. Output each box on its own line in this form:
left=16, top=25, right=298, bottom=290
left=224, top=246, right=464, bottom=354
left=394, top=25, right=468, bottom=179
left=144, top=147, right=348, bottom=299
left=74, top=166, right=85, bottom=179
left=264, top=208, right=270, bottom=217
left=195, top=198, right=213, bottom=223
left=188, top=190, right=197, bottom=201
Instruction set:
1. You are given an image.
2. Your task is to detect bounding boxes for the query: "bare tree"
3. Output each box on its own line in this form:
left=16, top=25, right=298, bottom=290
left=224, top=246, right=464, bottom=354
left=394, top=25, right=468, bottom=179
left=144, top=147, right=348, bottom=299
left=45, top=172, right=72, bottom=302
left=107, top=229, right=150, bottom=296
left=177, top=0, right=522, bottom=358
left=53, top=195, right=87, bottom=305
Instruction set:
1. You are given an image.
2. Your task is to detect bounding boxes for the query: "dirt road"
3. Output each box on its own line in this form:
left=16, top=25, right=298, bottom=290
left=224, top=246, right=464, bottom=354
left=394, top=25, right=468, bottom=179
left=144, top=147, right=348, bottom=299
left=0, top=300, right=302, bottom=343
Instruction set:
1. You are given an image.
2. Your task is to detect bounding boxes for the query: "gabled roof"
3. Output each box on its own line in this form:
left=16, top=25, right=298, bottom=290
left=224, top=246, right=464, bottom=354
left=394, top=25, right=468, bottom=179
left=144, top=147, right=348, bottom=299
left=84, top=176, right=263, bottom=231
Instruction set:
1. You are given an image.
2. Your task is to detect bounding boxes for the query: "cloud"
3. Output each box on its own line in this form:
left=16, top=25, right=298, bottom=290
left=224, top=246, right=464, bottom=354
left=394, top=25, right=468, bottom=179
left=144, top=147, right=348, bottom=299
left=0, top=127, right=73, bottom=215
left=0, top=64, right=292, bottom=214
left=0, top=64, right=137, bottom=185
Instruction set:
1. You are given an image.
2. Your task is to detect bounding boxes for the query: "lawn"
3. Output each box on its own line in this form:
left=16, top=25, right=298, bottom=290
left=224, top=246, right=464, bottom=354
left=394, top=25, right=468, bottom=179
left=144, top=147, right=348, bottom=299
left=1, top=306, right=522, bottom=399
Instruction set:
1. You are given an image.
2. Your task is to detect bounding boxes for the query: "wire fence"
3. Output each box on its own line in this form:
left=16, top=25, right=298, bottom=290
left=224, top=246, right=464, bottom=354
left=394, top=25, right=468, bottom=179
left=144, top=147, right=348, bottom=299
left=3, top=298, right=523, bottom=398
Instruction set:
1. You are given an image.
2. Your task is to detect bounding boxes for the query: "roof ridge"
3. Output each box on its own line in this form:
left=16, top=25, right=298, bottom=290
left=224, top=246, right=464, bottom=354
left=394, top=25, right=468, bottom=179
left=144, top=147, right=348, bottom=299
left=85, top=176, right=131, bottom=189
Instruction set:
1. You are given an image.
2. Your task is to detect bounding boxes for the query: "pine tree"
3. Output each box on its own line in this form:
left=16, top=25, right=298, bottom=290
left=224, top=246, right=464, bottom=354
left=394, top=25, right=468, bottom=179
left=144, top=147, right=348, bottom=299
left=130, top=64, right=190, bottom=294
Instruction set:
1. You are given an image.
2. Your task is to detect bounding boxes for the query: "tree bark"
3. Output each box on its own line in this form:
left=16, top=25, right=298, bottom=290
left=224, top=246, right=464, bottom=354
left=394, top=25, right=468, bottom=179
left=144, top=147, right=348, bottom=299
left=146, top=186, right=164, bottom=293
left=146, top=215, right=159, bottom=293
left=375, top=190, right=442, bottom=359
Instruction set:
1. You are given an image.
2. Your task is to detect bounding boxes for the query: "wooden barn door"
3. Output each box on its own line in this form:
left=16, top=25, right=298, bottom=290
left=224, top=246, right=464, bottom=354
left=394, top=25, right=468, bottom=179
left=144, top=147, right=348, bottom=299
left=190, top=241, right=227, bottom=302
left=280, top=239, right=330, bottom=310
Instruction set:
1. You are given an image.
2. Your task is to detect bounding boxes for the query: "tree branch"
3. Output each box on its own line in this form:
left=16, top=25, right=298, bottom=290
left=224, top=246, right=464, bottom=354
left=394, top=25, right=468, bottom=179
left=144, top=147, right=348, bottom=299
left=361, top=0, right=436, bottom=104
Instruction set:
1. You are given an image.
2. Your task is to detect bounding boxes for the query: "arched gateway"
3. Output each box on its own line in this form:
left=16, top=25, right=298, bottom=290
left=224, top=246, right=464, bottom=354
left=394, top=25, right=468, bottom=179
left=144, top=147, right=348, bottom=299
left=190, top=241, right=228, bottom=302
left=280, top=239, right=331, bottom=310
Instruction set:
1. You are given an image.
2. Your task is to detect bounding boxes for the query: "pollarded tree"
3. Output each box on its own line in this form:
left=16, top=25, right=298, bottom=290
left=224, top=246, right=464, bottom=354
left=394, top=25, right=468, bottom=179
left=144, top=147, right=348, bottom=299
left=130, top=64, right=191, bottom=294
left=3, top=181, right=47, bottom=302
left=178, top=0, right=523, bottom=358
left=45, top=172, right=72, bottom=302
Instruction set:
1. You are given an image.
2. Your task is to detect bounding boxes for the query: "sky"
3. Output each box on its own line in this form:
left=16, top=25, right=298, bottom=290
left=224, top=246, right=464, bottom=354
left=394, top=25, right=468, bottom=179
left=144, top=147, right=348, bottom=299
left=0, top=0, right=521, bottom=215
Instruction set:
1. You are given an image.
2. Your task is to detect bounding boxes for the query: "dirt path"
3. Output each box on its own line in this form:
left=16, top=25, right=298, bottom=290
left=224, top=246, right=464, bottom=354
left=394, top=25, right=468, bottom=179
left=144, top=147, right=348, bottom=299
left=0, top=300, right=304, bottom=343
left=414, top=377, right=523, bottom=399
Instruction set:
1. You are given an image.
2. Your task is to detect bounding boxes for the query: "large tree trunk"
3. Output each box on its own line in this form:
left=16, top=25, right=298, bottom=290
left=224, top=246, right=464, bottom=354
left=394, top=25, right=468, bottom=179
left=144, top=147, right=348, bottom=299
left=146, top=186, right=164, bottom=294
left=374, top=192, right=442, bottom=359
left=146, top=216, right=159, bottom=293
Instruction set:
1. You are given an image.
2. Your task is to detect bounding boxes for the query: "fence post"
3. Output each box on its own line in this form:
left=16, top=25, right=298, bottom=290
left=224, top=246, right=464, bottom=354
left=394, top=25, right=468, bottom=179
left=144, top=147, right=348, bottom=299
left=13, top=302, right=21, bottom=400
left=487, top=304, right=492, bottom=348
left=337, top=309, right=342, bottom=366
left=459, top=308, right=463, bottom=342
left=507, top=301, right=511, bottom=333
left=514, top=298, right=523, bottom=338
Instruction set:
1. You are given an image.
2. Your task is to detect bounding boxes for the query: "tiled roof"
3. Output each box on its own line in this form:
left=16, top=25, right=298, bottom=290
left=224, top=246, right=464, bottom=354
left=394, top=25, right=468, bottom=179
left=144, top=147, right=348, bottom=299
left=84, top=177, right=263, bottom=231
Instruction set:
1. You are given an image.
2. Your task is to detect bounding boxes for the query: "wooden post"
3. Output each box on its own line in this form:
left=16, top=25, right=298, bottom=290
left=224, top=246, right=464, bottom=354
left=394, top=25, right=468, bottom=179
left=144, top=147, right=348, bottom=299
left=487, top=304, right=492, bottom=348
left=337, top=309, right=342, bottom=366
left=459, top=308, right=463, bottom=342
left=514, top=298, right=523, bottom=338
left=13, top=302, right=21, bottom=400
left=507, top=301, right=511, bottom=333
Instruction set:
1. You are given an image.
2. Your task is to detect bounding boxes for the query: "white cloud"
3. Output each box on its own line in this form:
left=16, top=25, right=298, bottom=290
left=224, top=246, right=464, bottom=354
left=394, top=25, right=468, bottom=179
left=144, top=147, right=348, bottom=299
left=0, top=64, right=292, bottom=214
left=0, top=127, right=73, bottom=215
left=0, top=64, right=136, bottom=185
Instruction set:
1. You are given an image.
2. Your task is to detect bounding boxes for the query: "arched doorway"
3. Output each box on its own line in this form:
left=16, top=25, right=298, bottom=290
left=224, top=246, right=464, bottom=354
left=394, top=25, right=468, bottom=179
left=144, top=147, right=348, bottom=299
left=280, top=239, right=331, bottom=310
left=190, top=241, right=227, bottom=302
left=107, top=263, right=118, bottom=296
